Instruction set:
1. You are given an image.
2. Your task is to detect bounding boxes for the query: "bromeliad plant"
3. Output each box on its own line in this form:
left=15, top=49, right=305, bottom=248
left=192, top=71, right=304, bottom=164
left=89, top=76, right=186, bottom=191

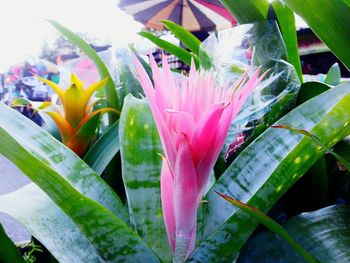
left=37, top=74, right=118, bottom=156
left=1, top=1, right=350, bottom=261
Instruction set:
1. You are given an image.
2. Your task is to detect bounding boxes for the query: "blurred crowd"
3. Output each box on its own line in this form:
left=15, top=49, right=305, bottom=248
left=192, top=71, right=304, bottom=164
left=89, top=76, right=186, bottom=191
left=0, top=60, right=60, bottom=104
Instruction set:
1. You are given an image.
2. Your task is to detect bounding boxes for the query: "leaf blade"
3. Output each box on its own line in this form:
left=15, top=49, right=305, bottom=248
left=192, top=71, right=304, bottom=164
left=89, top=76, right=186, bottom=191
left=119, top=95, right=171, bottom=261
left=138, top=31, right=199, bottom=67
left=284, top=0, right=350, bottom=70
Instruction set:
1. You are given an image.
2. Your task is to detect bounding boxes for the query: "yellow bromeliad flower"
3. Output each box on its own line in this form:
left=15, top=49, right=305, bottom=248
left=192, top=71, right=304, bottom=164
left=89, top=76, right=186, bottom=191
left=38, top=74, right=117, bottom=156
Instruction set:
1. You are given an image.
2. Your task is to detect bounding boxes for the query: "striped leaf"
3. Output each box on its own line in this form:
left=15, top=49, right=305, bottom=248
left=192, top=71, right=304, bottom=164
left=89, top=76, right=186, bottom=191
left=119, top=95, right=171, bottom=261
left=0, top=104, right=160, bottom=262
left=0, top=184, right=101, bottom=262
left=84, top=121, right=119, bottom=175
left=189, top=83, right=350, bottom=261
left=0, top=103, right=127, bottom=221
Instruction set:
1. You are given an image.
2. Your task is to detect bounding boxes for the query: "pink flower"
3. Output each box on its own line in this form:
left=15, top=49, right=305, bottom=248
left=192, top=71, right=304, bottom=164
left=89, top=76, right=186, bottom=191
left=133, top=54, right=266, bottom=261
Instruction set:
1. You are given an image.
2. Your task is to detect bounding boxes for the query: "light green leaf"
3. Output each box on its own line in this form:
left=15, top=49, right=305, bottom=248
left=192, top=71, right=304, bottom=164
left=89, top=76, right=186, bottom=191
left=238, top=205, right=350, bottom=262
left=161, top=20, right=201, bottom=54
left=219, top=0, right=269, bottom=23
left=325, top=63, right=341, bottom=85
left=47, top=19, right=120, bottom=122
left=0, top=184, right=101, bottom=262
left=160, top=20, right=212, bottom=70
left=190, top=83, right=350, bottom=261
left=284, top=0, right=350, bottom=70
left=138, top=31, right=199, bottom=67
left=0, top=223, right=25, bottom=263
left=273, top=125, right=350, bottom=172
left=119, top=95, right=171, bottom=261
left=84, top=120, right=119, bottom=175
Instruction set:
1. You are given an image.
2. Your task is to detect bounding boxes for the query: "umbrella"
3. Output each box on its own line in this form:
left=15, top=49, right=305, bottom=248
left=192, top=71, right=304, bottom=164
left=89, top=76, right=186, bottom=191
left=118, top=0, right=237, bottom=32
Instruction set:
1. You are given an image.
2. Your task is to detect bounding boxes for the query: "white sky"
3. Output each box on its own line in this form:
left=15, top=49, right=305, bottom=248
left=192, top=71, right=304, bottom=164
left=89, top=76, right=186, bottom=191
left=0, top=0, right=143, bottom=71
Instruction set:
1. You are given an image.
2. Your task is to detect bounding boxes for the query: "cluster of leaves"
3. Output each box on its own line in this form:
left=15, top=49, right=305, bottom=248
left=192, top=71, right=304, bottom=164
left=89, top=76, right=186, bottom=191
left=1, top=0, right=350, bottom=262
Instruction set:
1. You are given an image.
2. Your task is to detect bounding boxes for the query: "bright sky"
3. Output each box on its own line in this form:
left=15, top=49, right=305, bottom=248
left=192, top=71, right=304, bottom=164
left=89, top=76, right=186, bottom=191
left=0, top=0, right=308, bottom=72
left=0, top=0, right=143, bottom=72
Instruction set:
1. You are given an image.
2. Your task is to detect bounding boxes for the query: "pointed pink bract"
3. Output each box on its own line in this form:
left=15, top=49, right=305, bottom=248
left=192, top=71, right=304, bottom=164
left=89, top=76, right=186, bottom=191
left=133, top=53, right=266, bottom=259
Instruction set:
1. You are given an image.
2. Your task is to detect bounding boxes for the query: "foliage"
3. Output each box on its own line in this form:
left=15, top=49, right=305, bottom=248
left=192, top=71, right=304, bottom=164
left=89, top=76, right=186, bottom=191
left=1, top=3, right=350, bottom=262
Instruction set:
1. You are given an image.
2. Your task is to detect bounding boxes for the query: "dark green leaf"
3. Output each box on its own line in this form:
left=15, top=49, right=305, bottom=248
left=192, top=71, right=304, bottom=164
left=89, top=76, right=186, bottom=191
left=84, top=121, right=119, bottom=175
left=272, top=1, right=303, bottom=82
left=190, top=83, right=350, bottom=262
left=47, top=19, right=120, bottom=122
left=0, top=223, right=25, bottom=263
left=284, top=0, right=350, bottom=70
left=219, top=0, right=269, bottom=23
left=296, top=81, right=331, bottom=105
left=138, top=31, right=199, bottom=67
left=238, top=205, right=350, bottom=262
left=119, top=95, right=171, bottom=261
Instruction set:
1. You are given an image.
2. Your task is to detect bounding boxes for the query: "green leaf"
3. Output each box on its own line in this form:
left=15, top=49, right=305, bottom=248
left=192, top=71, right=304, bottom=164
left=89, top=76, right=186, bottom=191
left=129, top=45, right=152, bottom=79
left=0, top=104, right=127, bottom=221
left=11, top=98, right=31, bottom=107
left=0, top=105, right=164, bottom=261
left=271, top=1, right=303, bottom=82
left=0, top=223, right=25, bottom=263
left=161, top=20, right=201, bottom=55
left=115, top=48, right=145, bottom=105
left=284, top=0, right=350, bottom=70
left=47, top=19, right=120, bottom=122
left=296, top=81, right=331, bottom=105
left=219, top=0, right=269, bottom=23
left=238, top=205, right=350, bottom=262
left=138, top=31, right=199, bottom=67
left=189, top=83, right=350, bottom=261
left=217, top=192, right=318, bottom=263
left=119, top=95, right=171, bottom=261
left=0, top=108, right=159, bottom=262
left=0, top=184, right=101, bottom=262
left=325, top=63, right=341, bottom=85
left=84, top=120, right=119, bottom=175
left=334, top=137, right=350, bottom=163
left=273, top=125, right=350, bottom=172
left=160, top=20, right=213, bottom=70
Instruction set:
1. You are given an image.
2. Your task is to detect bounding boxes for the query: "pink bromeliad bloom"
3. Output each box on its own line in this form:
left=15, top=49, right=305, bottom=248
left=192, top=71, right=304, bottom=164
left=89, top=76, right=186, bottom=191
left=133, top=54, right=266, bottom=261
